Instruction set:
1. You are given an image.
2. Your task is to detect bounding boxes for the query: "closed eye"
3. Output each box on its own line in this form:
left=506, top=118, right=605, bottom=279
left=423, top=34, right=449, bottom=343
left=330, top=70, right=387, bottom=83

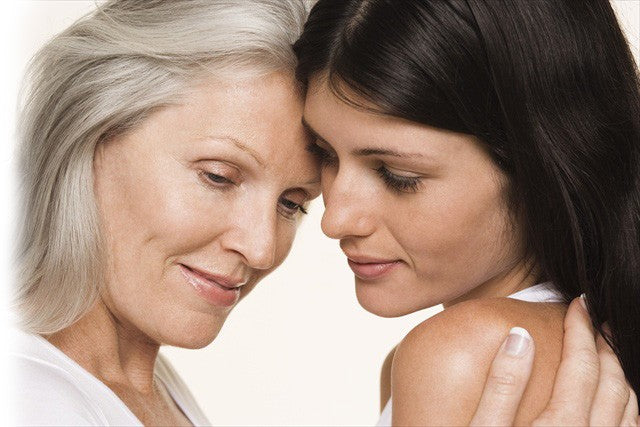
left=376, top=165, right=422, bottom=193
left=198, top=171, right=237, bottom=189
left=204, top=172, right=232, bottom=185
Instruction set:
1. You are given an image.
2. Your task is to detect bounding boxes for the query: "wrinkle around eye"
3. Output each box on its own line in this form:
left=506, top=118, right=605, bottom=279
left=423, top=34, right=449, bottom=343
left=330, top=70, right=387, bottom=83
left=282, top=187, right=312, bottom=206
left=197, top=170, right=236, bottom=190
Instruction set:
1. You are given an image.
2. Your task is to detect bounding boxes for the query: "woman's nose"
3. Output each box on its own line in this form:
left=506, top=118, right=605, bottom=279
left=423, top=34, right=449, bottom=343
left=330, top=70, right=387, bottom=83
left=320, top=168, right=376, bottom=240
left=225, top=206, right=278, bottom=270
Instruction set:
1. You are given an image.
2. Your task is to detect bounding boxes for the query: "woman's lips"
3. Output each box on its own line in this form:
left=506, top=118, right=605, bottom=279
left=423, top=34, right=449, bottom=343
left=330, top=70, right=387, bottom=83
left=179, top=264, right=242, bottom=307
left=347, top=258, right=401, bottom=280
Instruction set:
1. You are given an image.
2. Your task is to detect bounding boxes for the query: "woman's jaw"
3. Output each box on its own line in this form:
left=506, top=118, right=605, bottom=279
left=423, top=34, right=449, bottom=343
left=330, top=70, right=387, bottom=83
left=344, top=250, right=541, bottom=317
left=90, top=71, right=321, bottom=350
left=304, top=77, right=537, bottom=317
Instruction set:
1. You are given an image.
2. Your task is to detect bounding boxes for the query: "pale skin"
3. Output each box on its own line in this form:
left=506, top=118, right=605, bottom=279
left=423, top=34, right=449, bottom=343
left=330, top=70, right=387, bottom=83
left=47, top=71, right=321, bottom=425
left=382, top=297, right=640, bottom=426
left=303, top=76, right=638, bottom=425
left=390, top=299, right=566, bottom=425
left=43, top=70, right=635, bottom=426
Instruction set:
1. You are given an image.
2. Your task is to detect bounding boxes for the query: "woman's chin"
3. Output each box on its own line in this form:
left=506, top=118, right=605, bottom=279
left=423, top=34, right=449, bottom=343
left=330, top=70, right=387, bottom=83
left=355, top=287, right=412, bottom=318
left=355, top=283, right=437, bottom=318
left=166, top=335, right=219, bottom=350
left=153, top=313, right=229, bottom=349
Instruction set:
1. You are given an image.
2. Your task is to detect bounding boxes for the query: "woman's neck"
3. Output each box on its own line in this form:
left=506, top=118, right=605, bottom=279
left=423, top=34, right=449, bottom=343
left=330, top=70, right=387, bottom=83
left=443, top=259, right=541, bottom=309
left=46, top=300, right=160, bottom=395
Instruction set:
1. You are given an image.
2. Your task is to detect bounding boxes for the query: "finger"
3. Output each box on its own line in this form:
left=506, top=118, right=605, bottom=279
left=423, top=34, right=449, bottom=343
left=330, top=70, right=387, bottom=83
left=620, top=388, right=638, bottom=426
left=590, top=331, right=630, bottom=426
left=470, top=327, right=534, bottom=426
left=534, top=296, right=599, bottom=426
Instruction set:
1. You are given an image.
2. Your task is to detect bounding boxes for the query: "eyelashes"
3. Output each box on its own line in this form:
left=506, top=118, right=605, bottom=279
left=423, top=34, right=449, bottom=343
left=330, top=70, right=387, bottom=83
left=375, top=166, right=422, bottom=193
left=204, top=172, right=231, bottom=185
left=278, top=197, right=308, bottom=217
left=306, top=141, right=423, bottom=194
left=200, top=171, right=308, bottom=219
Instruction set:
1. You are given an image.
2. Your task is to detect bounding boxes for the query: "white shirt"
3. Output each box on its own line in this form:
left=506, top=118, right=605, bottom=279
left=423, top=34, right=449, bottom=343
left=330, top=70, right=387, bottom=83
left=10, top=328, right=211, bottom=426
left=375, top=283, right=563, bottom=426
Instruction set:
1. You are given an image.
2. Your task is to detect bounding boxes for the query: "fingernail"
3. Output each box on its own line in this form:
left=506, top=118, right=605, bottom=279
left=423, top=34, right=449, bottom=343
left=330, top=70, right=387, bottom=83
left=505, top=327, right=531, bottom=357
left=579, top=293, right=587, bottom=310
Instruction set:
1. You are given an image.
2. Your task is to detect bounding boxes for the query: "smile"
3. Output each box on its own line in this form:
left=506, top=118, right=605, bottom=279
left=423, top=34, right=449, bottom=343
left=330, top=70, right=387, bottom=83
left=179, top=264, right=244, bottom=307
left=346, top=257, right=401, bottom=281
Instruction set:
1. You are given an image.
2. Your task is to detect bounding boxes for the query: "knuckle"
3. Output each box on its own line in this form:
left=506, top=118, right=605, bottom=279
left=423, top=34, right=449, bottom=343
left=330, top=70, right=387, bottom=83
left=530, top=417, right=549, bottom=427
left=621, top=417, right=638, bottom=427
left=487, top=373, right=518, bottom=396
left=573, top=348, right=600, bottom=378
left=531, top=412, right=558, bottom=427
left=531, top=402, right=589, bottom=427
left=603, top=376, right=631, bottom=403
left=533, top=410, right=588, bottom=427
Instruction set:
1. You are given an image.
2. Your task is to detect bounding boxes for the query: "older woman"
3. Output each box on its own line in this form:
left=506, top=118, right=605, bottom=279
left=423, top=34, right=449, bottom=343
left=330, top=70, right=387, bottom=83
left=10, top=0, right=633, bottom=425
left=13, top=1, right=318, bottom=424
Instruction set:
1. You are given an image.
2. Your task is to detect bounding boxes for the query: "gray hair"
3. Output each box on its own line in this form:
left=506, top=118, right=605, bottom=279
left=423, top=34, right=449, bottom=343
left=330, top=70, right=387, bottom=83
left=15, top=0, right=308, bottom=334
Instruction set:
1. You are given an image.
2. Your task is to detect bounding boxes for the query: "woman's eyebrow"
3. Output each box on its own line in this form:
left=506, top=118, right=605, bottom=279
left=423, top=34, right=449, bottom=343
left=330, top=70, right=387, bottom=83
left=301, top=117, right=330, bottom=144
left=302, top=118, right=391, bottom=154
left=353, top=147, right=426, bottom=158
left=200, top=135, right=265, bottom=166
left=302, top=117, right=435, bottom=161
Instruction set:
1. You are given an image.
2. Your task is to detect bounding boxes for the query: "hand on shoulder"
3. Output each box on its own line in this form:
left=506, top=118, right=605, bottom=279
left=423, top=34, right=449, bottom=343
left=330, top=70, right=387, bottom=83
left=391, top=298, right=566, bottom=425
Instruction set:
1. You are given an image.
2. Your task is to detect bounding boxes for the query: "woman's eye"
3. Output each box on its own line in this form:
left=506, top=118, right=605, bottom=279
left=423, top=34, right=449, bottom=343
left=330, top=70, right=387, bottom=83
left=200, top=171, right=234, bottom=187
left=376, top=165, right=422, bottom=194
left=306, top=140, right=338, bottom=167
left=278, top=197, right=308, bottom=219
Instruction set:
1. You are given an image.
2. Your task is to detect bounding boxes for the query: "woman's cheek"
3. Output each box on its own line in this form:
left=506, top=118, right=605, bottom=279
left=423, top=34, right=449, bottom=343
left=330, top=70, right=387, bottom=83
left=273, top=224, right=298, bottom=266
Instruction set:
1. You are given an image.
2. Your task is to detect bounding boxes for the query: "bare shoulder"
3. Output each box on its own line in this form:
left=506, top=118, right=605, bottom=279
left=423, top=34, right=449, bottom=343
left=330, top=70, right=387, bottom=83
left=391, top=298, right=566, bottom=425
left=380, top=344, right=397, bottom=411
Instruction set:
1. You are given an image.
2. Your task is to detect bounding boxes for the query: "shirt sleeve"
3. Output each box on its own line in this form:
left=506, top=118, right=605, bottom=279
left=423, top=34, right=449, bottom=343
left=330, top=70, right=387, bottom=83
left=11, top=356, right=105, bottom=426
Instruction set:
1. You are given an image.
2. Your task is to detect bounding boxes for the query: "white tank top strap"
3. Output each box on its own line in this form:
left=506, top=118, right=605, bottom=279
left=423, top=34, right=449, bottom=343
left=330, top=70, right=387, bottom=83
left=375, top=283, right=564, bottom=427
left=506, top=282, right=564, bottom=303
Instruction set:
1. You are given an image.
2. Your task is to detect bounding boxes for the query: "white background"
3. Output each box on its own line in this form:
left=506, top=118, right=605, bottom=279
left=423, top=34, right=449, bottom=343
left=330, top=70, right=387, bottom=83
left=2, top=1, right=638, bottom=425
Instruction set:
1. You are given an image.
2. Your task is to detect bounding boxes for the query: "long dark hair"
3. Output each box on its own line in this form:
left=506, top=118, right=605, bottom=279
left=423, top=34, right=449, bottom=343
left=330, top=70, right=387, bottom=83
left=294, top=0, right=640, bottom=399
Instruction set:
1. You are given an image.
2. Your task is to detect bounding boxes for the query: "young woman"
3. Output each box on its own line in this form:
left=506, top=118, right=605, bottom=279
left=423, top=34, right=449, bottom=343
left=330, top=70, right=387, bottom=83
left=11, top=0, right=634, bottom=425
left=295, top=0, right=640, bottom=424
